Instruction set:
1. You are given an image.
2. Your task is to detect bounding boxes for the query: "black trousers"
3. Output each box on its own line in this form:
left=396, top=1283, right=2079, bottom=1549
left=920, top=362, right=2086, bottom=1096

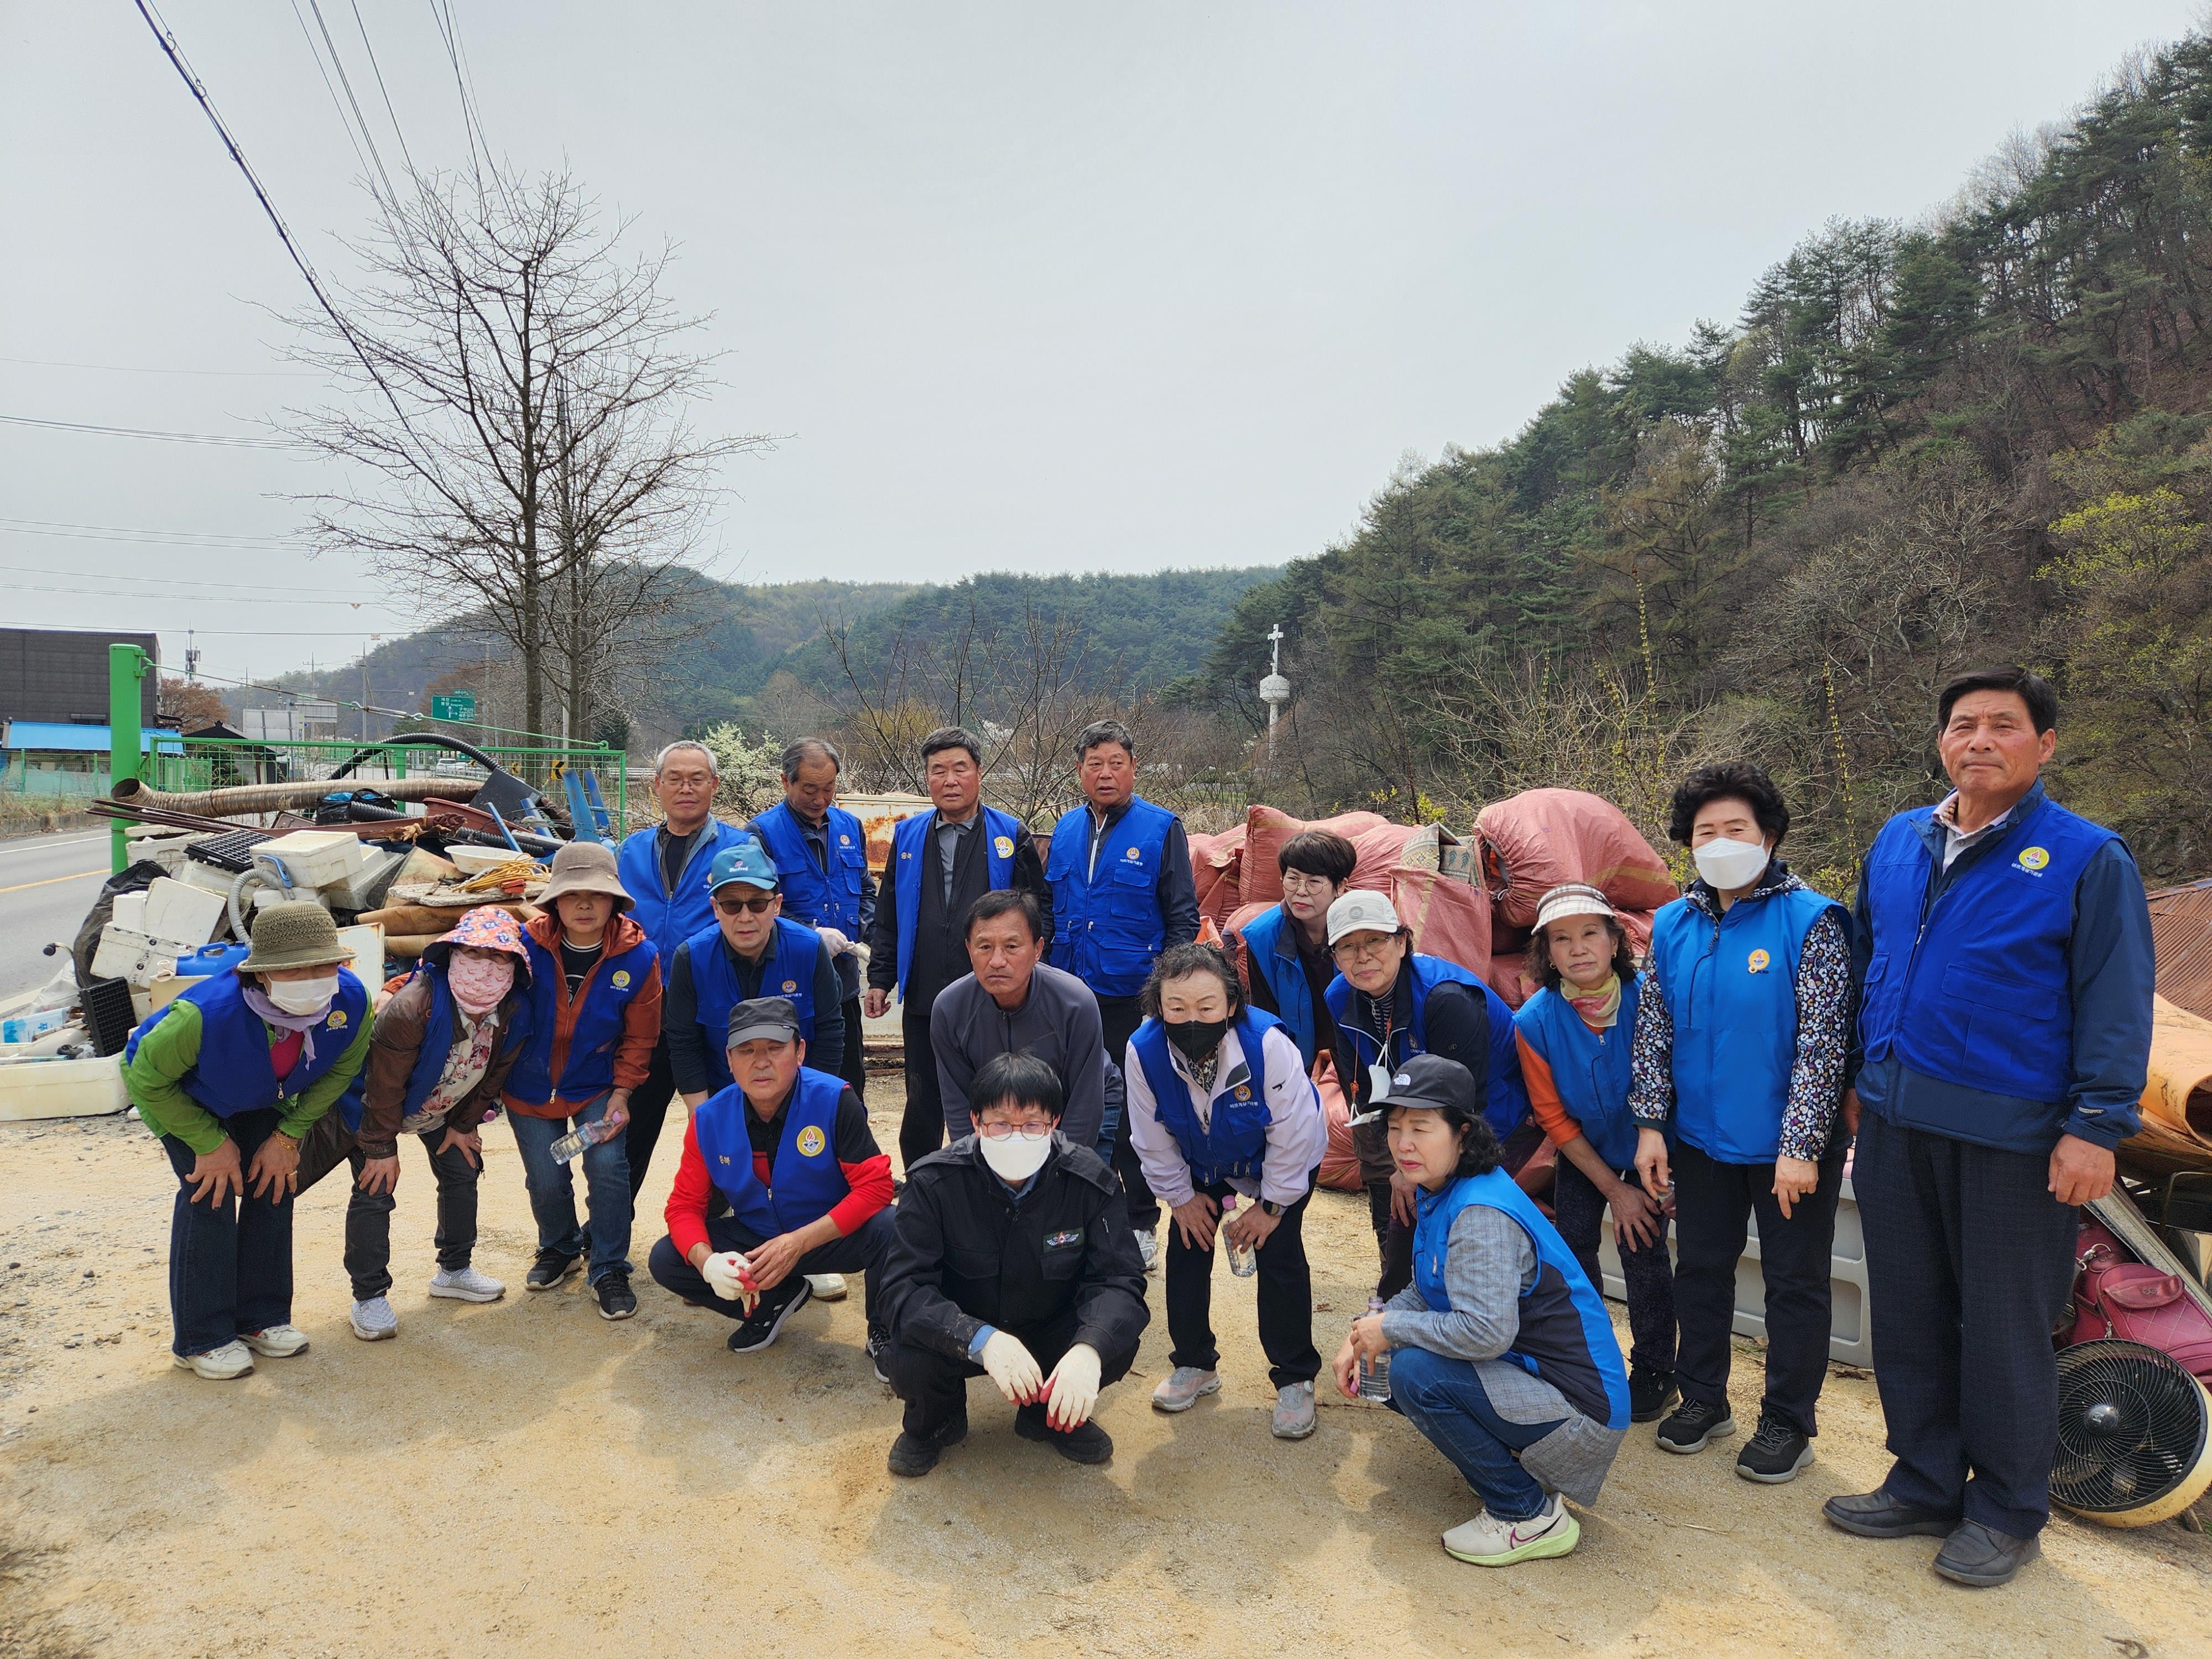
left=837, top=994, right=868, bottom=1103
left=1671, top=1137, right=1845, bottom=1437
left=1854, top=1113, right=2080, bottom=1537
left=647, top=1207, right=896, bottom=1328
left=884, top=1307, right=1139, bottom=1437
left=1550, top=1156, right=1677, bottom=1375
left=1165, top=1178, right=1320, bottom=1388
left=297, top=1110, right=480, bottom=1300
left=624, top=1035, right=679, bottom=1207
left=1098, top=994, right=1159, bottom=1228
left=899, top=1005, right=945, bottom=1175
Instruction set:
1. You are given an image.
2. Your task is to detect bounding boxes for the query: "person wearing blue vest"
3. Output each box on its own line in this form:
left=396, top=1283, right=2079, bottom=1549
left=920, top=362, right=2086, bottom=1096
left=1237, top=827, right=1357, bottom=1073
left=613, top=739, right=753, bottom=1204
left=1334, top=1055, right=1628, bottom=1567
left=1323, top=888, right=1535, bottom=1302
left=665, top=840, right=843, bottom=1101
left=1514, top=883, right=1677, bottom=1425
left=122, top=903, right=373, bottom=1381
left=294, top=906, right=533, bottom=1342
left=1044, top=718, right=1200, bottom=1265
left=646, top=998, right=896, bottom=1366
left=863, top=726, right=1052, bottom=1176
left=747, top=737, right=875, bottom=1104
left=1823, top=667, right=2153, bottom=1589
left=1126, top=942, right=1328, bottom=1441
left=1629, top=761, right=1852, bottom=1485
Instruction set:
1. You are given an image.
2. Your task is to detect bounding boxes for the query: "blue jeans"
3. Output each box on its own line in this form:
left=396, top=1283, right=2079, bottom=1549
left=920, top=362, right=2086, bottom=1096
left=509, top=1096, right=631, bottom=1284
left=161, top=1108, right=293, bottom=1356
left=1389, top=1345, right=1566, bottom=1522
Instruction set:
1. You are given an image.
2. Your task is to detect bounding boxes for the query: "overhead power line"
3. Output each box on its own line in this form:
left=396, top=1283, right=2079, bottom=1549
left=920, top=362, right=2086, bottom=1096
left=0, top=355, right=313, bottom=378
left=0, top=413, right=300, bottom=449
left=0, top=516, right=309, bottom=549
left=349, top=0, right=418, bottom=176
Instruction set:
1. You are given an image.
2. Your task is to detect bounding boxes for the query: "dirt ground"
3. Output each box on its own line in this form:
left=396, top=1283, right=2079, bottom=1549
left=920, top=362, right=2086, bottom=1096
left=2, top=1082, right=2209, bottom=1659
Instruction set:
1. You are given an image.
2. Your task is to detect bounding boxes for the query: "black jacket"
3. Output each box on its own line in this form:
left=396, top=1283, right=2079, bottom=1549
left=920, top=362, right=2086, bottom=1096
left=864, top=815, right=1052, bottom=1013
left=1333, top=959, right=1492, bottom=1185
left=877, top=1134, right=1150, bottom=1361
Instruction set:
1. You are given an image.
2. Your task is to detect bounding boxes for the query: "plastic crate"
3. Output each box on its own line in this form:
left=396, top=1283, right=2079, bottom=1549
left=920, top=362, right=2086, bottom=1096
left=183, top=828, right=271, bottom=874
left=81, top=977, right=140, bottom=1058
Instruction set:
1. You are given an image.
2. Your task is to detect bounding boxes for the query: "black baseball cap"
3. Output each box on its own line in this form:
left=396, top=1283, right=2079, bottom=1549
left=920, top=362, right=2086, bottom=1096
left=1381, top=1053, right=1480, bottom=1115
left=727, top=997, right=801, bottom=1047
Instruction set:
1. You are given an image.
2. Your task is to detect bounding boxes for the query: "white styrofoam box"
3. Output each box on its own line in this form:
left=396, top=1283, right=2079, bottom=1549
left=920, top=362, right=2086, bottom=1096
left=253, top=889, right=331, bottom=912
left=109, top=890, right=148, bottom=932
left=322, top=847, right=406, bottom=912
left=1598, top=1175, right=1872, bottom=1369
left=253, top=830, right=368, bottom=891
left=0, top=1053, right=129, bottom=1121
left=337, top=924, right=385, bottom=992
left=123, top=828, right=206, bottom=873
left=142, top=876, right=228, bottom=946
left=176, top=859, right=240, bottom=898
left=90, top=925, right=153, bottom=982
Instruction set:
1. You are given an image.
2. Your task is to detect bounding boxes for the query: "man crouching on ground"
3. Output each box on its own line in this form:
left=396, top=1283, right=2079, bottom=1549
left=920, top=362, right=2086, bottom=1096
left=876, top=1052, right=1150, bottom=1476
left=646, top=998, right=895, bottom=1370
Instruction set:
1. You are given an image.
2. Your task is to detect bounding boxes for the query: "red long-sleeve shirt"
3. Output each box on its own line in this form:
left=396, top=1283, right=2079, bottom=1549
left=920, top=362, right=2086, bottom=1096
left=663, top=1082, right=893, bottom=1258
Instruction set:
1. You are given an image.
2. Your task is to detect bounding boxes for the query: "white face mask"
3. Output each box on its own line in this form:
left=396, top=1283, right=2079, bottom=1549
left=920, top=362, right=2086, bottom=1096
left=977, top=1128, right=1054, bottom=1182
left=267, top=974, right=340, bottom=1017
left=1692, top=837, right=1770, bottom=893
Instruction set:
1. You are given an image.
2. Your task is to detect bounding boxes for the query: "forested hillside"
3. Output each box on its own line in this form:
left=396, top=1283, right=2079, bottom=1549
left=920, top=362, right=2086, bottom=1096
left=1200, top=33, right=2212, bottom=885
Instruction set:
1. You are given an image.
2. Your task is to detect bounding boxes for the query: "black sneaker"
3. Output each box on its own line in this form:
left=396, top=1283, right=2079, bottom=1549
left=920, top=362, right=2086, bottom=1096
left=1655, top=1397, right=1735, bottom=1454
left=595, top=1272, right=637, bottom=1321
left=1014, top=1402, right=1115, bottom=1465
left=886, top=1413, right=968, bottom=1478
left=525, top=1250, right=581, bottom=1292
left=727, top=1279, right=813, bottom=1354
left=867, top=1325, right=892, bottom=1385
left=1736, top=1412, right=1814, bottom=1483
left=1629, top=1365, right=1679, bottom=1424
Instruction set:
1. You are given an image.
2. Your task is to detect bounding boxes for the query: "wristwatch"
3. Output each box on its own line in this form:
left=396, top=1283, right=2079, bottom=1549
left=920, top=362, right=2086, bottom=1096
left=1259, top=1199, right=1284, bottom=1218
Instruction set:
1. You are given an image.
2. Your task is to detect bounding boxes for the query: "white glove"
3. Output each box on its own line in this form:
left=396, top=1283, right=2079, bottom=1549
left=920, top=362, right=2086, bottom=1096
left=1044, top=1342, right=1103, bottom=1429
left=816, top=927, right=853, bottom=957
left=701, top=1250, right=754, bottom=1307
left=978, top=1330, right=1044, bottom=1405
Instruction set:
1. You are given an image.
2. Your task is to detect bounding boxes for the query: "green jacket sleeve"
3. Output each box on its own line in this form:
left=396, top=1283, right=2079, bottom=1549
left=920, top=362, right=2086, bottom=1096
left=123, top=1000, right=228, bottom=1156
left=279, top=1008, right=375, bottom=1140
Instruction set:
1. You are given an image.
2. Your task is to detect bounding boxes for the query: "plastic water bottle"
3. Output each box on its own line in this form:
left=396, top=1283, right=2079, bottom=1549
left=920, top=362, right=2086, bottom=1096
left=1356, top=1296, right=1392, bottom=1401
left=549, top=1116, right=623, bottom=1165
left=1221, top=1194, right=1258, bottom=1277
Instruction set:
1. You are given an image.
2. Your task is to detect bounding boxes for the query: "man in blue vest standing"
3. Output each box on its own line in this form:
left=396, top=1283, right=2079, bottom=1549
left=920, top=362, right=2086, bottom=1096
left=614, top=739, right=752, bottom=1204
left=1045, top=719, right=1199, bottom=1267
left=747, top=738, right=875, bottom=1105
left=863, top=727, right=1053, bottom=1178
left=1824, top=667, right=2154, bottom=1588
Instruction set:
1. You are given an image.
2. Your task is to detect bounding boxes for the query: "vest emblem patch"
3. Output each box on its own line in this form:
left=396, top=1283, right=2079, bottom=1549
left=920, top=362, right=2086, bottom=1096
left=2018, top=846, right=2051, bottom=874
left=1746, top=949, right=1771, bottom=974
left=612, top=969, right=632, bottom=989
left=796, top=1125, right=827, bottom=1157
left=782, top=979, right=797, bottom=993
left=1233, top=1084, right=1253, bottom=1100
left=1125, top=846, right=1141, bottom=860
left=326, top=1009, right=348, bottom=1029
left=993, top=835, right=1015, bottom=859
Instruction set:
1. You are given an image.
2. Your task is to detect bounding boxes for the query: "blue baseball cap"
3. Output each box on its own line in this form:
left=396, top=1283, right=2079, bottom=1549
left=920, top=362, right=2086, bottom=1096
left=707, top=839, right=781, bottom=893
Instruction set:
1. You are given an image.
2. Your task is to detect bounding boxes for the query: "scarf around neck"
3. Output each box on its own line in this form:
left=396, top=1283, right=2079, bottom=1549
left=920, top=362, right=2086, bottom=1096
left=242, top=984, right=330, bottom=1073
left=1563, top=973, right=1622, bottom=1031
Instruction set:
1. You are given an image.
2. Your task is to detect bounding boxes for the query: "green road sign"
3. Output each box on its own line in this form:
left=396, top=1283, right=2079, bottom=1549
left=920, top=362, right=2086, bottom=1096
left=431, top=693, right=478, bottom=722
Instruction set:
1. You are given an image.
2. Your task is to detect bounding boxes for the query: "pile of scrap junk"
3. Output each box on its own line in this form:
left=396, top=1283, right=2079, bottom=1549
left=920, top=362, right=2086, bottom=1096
left=0, top=735, right=617, bottom=1121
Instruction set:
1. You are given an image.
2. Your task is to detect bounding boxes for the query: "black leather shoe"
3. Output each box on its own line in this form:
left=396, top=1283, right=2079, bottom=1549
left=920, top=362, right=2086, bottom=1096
left=1015, top=1403, right=1115, bottom=1464
left=1822, top=1489, right=1959, bottom=1538
left=1933, top=1519, right=2040, bottom=1587
left=887, top=1414, right=969, bottom=1478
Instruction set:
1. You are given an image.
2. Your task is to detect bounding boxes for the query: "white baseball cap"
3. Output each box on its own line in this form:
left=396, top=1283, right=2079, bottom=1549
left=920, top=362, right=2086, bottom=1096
left=1535, top=882, right=1616, bottom=932
left=1325, top=889, right=1402, bottom=946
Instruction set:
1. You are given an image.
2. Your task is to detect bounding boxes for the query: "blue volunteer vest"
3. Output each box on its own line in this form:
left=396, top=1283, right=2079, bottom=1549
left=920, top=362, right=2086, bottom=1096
left=1324, top=954, right=1532, bottom=1141
left=124, top=967, right=369, bottom=1119
left=1414, top=1168, right=1630, bottom=1431
left=1858, top=792, right=2117, bottom=1112
left=890, top=806, right=1020, bottom=998
left=617, top=818, right=753, bottom=964
left=1238, top=904, right=1319, bottom=1068
left=505, top=930, right=657, bottom=1106
left=682, top=916, right=824, bottom=1091
left=1648, top=881, right=1844, bottom=1164
left=1130, top=1008, right=1286, bottom=1185
left=1045, top=797, right=1176, bottom=998
left=691, top=1067, right=851, bottom=1235
left=1512, top=976, right=1643, bottom=1172
left=750, top=801, right=868, bottom=936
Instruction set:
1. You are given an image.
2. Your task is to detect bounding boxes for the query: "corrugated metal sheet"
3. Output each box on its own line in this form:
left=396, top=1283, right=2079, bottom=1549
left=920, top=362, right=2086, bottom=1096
left=2150, top=880, right=2212, bottom=1024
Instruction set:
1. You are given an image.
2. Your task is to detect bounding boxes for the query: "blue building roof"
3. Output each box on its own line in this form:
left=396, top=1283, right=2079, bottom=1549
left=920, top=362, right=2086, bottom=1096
left=1, top=721, right=184, bottom=755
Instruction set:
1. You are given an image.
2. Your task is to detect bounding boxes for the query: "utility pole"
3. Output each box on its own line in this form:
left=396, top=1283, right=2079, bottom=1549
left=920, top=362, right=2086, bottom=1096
left=1259, top=623, right=1291, bottom=761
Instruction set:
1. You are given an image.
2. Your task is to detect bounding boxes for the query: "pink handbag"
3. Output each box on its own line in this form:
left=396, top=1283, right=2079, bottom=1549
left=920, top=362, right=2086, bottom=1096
left=2067, top=1218, right=2212, bottom=1380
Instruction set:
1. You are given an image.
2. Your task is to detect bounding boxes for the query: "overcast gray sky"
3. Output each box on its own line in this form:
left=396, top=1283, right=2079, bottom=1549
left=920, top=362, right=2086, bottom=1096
left=1, top=1, right=2200, bottom=690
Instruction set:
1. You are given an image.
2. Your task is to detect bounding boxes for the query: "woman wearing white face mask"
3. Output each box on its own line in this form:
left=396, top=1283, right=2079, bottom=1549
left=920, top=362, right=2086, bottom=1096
left=122, top=903, right=373, bottom=1380
left=1626, top=763, right=1853, bottom=1485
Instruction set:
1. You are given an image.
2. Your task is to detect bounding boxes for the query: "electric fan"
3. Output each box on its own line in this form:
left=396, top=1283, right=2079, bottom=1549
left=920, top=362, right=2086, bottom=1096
left=2051, top=1339, right=2212, bottom=1527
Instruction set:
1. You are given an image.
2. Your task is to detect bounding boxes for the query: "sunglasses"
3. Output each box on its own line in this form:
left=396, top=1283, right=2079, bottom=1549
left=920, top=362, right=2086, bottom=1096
left=713, top=890, right=779, bottom=916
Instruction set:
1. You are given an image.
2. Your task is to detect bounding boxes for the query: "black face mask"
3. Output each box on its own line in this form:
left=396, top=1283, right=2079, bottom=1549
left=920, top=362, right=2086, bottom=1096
left=1164, top=1016, right=1230, bottom=1063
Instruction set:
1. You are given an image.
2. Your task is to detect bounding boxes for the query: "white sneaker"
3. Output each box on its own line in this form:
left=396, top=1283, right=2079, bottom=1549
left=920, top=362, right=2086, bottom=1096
left=171, top=1339, right=254, bottom=1380
left=1135, top=1230, right=1159, bottom=1272
left=349, top=1296, right=398, bottom=1341
left=1151, top=1365, right=1222, bottom=1412
left=429, top=1265, right=506, bottom=1303
left=238, top=1324, right=310, bottom=1358
left=806, top=1274, right=848, bottom=1302
left=1441, top=1494, right=1580, bottom=1566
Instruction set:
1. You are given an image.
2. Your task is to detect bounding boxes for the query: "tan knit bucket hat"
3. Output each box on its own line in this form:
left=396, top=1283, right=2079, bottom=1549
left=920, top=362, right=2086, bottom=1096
left=238, top=901, right=354, bottom=973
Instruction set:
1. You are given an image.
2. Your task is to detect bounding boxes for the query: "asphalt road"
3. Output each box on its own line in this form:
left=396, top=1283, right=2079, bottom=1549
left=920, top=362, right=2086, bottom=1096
left=0, top=830, right=109, bottom=1008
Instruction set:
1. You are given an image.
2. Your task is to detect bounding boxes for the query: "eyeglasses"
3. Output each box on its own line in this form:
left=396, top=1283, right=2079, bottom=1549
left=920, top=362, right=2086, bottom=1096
left=713, top=891, right=778, bottom=915
left=1331, top=933, right=1399, bottom=963
left=976, top=1120, right=1053, bottom=1141
left=1280, top=872, right=1335, bottom=894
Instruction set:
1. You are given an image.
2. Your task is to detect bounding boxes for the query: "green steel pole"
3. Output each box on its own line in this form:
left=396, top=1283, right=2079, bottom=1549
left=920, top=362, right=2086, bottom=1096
left=108, top=641, right=149, bottom=873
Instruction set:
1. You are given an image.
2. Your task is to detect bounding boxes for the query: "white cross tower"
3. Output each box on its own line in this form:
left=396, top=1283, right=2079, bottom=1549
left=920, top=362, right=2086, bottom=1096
left=1259, top=623, right=1291, bottom=759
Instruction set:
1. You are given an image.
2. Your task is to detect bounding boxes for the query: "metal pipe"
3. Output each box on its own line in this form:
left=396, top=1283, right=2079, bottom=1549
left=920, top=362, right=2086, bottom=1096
left=109, top=776, right=477, bottom=815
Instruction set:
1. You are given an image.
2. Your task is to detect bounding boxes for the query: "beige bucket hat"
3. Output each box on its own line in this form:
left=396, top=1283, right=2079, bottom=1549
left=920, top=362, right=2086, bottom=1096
left=536, top=841, right=634, bottom=912
left=238, top=901, right=354, bottom=973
